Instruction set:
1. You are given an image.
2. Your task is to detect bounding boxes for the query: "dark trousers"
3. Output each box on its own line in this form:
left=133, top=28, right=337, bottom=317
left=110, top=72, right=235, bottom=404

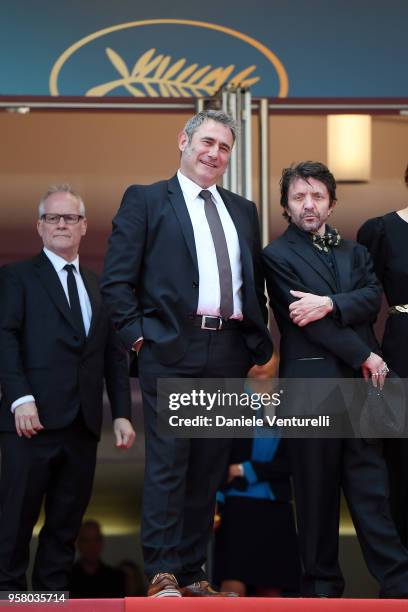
left=289, top=437, right=408, bottom=597
left=0, top=414, right=97, bottom=590
left=138, top=327, right=252, bottom=586
left=383, top=438, right=408, bottom=548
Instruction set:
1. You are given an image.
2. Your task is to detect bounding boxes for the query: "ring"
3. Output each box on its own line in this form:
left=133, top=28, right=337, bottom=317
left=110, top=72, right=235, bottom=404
left=380, top=364, right=389, bottom=375
left=372, top=372, right=379, bottom=377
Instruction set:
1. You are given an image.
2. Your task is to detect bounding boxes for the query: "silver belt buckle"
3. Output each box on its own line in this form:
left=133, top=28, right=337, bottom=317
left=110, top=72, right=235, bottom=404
left=201, top=315, right=222, bottom=330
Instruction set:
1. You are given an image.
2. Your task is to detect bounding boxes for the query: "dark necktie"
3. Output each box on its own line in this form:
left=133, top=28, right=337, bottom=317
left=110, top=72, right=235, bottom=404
left=64, top=264, right=86, bottom=339
left=200, top=190, right=234, bottom=319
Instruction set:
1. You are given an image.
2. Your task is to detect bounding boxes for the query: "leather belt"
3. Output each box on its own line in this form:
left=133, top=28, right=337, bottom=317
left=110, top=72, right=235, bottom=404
left=189, top=315, right=242, bottom=331
left=388, top=304, right=408, bottom=315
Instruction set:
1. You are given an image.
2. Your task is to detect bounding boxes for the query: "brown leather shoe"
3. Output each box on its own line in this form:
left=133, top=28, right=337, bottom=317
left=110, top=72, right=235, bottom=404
left=181, top=580, right=238, bottom=597
left=147, top=573, right=182, bottom=597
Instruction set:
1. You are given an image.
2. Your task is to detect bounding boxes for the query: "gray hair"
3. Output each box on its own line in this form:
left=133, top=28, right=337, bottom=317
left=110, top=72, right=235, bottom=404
left=183, top=110, right=237, bottom=144
left=38, top=184, right=86, bottom=218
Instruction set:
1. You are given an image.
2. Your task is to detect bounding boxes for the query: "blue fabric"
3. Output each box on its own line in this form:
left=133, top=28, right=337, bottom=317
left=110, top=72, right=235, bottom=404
left=223, top=429, right=281, bottom=502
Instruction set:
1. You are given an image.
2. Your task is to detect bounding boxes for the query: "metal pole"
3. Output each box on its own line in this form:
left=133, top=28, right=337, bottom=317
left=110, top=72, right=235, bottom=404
left=259, top=98, right=270, bottom=247
left=243, top=89, right=252, bottom=200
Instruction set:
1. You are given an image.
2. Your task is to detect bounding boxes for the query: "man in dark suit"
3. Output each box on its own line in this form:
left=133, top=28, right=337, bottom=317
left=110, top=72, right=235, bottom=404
left=101, top=110, right=273, bottom=597
left=263, top=161, right=408, bottom=597
left=0, top=185, right=135, bottom=591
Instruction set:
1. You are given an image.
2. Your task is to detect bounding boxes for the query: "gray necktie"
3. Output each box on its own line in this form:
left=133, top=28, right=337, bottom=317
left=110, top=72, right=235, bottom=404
left=200, top=190, right=234, bottom=319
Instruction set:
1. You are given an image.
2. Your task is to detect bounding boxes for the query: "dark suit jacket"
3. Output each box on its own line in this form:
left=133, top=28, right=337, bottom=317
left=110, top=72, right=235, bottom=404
left=263, top=224, right=382, bottom=379
left=0, top=251, right=131, bottom=438
left=101, top=175, right=273, bottom=366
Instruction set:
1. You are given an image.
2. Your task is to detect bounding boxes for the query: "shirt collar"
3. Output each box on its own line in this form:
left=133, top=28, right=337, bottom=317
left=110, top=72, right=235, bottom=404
left=177, top=170, right=219, bottom=201
left=43, top=248, right=80, bottom=274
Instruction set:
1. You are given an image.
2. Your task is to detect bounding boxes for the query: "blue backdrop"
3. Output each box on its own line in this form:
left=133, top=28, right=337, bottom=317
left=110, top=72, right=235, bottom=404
left=1, top=0, right=406, bottom=98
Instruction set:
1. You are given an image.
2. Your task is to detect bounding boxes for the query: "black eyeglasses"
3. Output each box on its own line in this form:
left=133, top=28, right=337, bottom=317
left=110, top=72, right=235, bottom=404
left=41, top=214, right=84, bottom=225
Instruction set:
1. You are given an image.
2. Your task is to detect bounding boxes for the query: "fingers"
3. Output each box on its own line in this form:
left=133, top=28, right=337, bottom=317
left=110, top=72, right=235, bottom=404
left=361, top=367, right=370, bottom=382
left=117, top=429, right=136, bottom=449
left=370, top=370, right=385, bottom=389
left=290, top=290, right=306, bottom=298
left=15, top=415, right=43, bottom=438
left=371, top=372, right=378, bottom=389
left=114, top=420, right=136, bottom=449
left=369, top=359, right=389, bottom=389
left=14, top=404, right=44, bottom=438
left=115, top=428, right=129, bottom=449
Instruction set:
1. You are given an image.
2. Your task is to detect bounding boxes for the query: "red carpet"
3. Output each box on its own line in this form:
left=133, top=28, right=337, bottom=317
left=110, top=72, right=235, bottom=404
left=124, top=598, right=408, bottom=611
left=6, top=598, right=408, bottom=611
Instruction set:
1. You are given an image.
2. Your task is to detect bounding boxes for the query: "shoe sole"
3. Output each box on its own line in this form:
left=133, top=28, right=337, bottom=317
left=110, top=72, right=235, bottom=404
left=150, top=589, right=182, bottom=598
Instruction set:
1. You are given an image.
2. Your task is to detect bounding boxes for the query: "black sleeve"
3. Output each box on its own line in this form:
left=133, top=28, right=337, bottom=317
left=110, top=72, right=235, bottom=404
left=357, top=216, right=386, bottom=284
left=104, top=320, right=132, bottom=421
left=0, top=266, right=33, bottom=405
left=100, top=186, right=147, bottom=350
left=250, top=202, right=269, bottom=324
left=262, top=249, right=371, bottom=370
left=328, top=245, right=382, bottom=327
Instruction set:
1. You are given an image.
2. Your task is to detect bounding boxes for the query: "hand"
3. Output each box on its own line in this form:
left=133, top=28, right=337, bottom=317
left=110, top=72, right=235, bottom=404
left=14, top=402, right=44, bottom=438
left=227, top=464, right=244, bottom=482
left=113, top=418, right=136, bottom=449
left=132, top=338, right=144, bottom=355
left=361, top=352, right=389, bottom=389
left=289, top=290, right=333, bottom=326
left=214, top=502, right=222, bottom=531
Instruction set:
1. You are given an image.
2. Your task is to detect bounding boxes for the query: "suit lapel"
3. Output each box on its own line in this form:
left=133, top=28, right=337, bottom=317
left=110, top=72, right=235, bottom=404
left=167, top=175, right=198, bottom=272
left=285, top=225, right=338, bottom=292
left=333, top=241, right=352, bottom=292
left=217, top=186, right=252, bottom=278
left=33, top=251, right=78, bottom=332
left=80, top=266, right=101, bottom=341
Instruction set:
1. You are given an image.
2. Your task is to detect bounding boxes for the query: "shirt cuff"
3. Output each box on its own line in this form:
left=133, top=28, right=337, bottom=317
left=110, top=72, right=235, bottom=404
left=11, top=395, right=35, bottom=413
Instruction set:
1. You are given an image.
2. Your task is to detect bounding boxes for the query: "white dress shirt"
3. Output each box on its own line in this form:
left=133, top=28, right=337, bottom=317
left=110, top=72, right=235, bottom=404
left=11, top=248, right=92, bottom=412
left=177, top=170, right=243, bottom=318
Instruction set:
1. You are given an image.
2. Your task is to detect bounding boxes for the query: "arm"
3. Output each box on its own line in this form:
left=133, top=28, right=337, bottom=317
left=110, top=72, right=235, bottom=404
left=288, top=246, right=382, bottom=328
left=104, top=321, right=135, bottom=449
left=0, top=267, right=44, bottom=437
left=262, top=249, right=371, bottom=370
left=100, top=186, right=147, bottom=350
left=328, top=245, right=382, bottom=326
left=357, top=216, right=386, bottom=284
left=250, top=202, right=268, bottom=324
left=0, top=267, right=34, bottom=402
left=228, top=442, right=290, bottom=486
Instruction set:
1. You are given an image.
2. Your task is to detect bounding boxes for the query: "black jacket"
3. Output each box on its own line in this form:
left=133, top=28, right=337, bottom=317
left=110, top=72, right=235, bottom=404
left=0, top=251, right=131, bottom=438
left=263, top=224, right=382, bottom=378
left=101, top=175, right=273, bottom=366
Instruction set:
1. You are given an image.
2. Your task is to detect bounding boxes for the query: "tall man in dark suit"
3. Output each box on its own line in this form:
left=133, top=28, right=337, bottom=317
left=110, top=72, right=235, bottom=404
left=263, top=161, right=408, bottom=597
left=101, top=110, right=273, bottom=597
left=0, top=185, right=135, bottom=591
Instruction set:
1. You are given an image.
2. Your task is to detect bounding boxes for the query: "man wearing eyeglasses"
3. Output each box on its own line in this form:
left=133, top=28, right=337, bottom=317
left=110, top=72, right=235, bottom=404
left=0, top=185, right=135, bottom=591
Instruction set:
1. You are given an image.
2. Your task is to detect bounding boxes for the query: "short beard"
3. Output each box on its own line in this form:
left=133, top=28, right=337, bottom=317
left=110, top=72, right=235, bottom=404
left=298, top=215, right=323, bottom=234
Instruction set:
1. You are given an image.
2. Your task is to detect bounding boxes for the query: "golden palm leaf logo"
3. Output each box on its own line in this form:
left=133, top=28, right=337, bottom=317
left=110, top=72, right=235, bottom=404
left=86, top=48, right=260, bottom=97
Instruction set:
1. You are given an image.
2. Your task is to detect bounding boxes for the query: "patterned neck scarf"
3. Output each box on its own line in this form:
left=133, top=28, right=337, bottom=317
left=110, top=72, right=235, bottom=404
left=311, top=227, right=341, bottom=252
